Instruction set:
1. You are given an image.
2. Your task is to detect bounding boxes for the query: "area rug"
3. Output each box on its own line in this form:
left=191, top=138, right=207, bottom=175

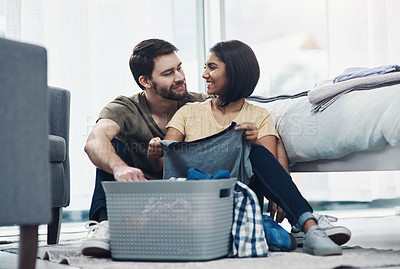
left=2, top=239, right=400, bottom=269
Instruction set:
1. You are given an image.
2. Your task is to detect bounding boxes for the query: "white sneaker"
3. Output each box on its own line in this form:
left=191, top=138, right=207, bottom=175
left=80, top=220, right=110, bottom=256
left=303, top=226, right=342, bottom=256
left=292, top=213, right=351, bottom=246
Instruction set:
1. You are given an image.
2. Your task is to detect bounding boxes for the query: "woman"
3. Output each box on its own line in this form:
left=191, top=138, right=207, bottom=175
left=148, top=40, right=342, bottom=256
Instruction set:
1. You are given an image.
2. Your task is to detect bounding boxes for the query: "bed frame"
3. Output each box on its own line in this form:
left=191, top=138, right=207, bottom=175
left=291, top=144, right=400, bottom=173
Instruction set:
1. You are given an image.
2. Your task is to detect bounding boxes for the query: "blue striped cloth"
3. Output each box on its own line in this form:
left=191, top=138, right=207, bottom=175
left=230, top=181, right=269, bottom=257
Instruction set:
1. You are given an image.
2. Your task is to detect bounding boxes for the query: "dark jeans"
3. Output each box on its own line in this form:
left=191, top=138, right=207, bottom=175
left=248, top=145, right=313, bottom=227
left=88, top=139, right=134, bottom=222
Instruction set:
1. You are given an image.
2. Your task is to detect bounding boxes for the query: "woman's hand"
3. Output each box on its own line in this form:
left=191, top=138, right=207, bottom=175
left=147, top=137, right=163, bottom=159
left=267, top=200, right=286, bottom=223
left=147, top=137, right=164, bottom=172
left=235, top=122, right=258, bottom=145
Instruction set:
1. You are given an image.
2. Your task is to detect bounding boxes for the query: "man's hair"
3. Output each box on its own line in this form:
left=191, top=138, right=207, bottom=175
left=210, top=40, right=260, bottom=107
left=129, top=39, right=178, bottom=90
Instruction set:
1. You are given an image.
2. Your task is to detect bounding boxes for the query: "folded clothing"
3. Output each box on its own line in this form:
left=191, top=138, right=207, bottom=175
left=308, top=71, right=400, bottom=112
left=187, top=168, right=230, bottom=180
left=333, top=65, right=400, bottom=83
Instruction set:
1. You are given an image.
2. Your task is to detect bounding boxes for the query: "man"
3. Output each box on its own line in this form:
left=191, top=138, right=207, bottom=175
left=80, top=38, right=350, bottom=257
left=80, top=39, right=207, bottom=256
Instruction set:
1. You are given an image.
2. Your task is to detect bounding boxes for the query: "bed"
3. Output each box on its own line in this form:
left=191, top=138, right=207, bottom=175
left=248, top=73, right=400, bottom=174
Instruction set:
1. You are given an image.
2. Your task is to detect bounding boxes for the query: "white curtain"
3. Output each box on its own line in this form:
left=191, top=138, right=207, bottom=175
left=327, top=0, right=400, bottom=76
left=5, top=0, right=200, bottom=210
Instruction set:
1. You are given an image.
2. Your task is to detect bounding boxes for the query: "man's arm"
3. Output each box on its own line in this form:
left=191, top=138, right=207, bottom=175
left=84, top=119, right=146, bottom=181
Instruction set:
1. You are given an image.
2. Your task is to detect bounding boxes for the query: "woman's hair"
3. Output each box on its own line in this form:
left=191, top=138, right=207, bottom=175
left=210, top=40, right=260, bottom=107
left=129, top=39, right=178, bottom=90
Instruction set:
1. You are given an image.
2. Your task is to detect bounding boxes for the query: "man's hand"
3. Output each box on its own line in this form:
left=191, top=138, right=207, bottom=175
left=147, top=137, right=163, bottom=159
left=235, top=122, right=258, bottom=145
left=267, top=200, right=286, bottom=223
left=113, top=166, right=147, bottom=182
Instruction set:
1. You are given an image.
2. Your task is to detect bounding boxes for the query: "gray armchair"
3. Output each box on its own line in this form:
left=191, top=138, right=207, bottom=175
left=48, top=86, right=71, bottom=244
left=0, top=37, right=70, bottom=268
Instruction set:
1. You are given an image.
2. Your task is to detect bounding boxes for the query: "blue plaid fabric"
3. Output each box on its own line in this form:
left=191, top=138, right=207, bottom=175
left=230, top=181, right=269, bottom=257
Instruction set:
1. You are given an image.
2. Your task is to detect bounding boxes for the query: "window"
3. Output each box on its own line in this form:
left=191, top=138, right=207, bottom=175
left=0, top=0, right=5, bottom=37
left=225, top=0, right=327, bottom=96
left=224, top=0, right=400, bottom=97
left=5, top=0, right=201, bottom=210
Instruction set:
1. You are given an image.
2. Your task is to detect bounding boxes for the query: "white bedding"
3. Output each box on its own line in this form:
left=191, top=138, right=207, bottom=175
left=250, top=84, right=400, bottom=165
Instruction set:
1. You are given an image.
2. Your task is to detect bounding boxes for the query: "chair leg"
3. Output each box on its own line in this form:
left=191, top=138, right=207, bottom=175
left=47, top=207, right=63, bottom=244
left=19, top=225, right=38, bottom=269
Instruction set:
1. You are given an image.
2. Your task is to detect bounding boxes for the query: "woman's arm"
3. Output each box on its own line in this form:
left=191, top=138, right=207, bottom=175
left=164, top=127, right=185, bottom=141
left=147, top=137, right=164, bottom=172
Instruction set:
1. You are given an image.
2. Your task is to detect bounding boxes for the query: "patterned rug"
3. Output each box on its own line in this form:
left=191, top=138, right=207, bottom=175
left=2, top=239, right=400, bottom=269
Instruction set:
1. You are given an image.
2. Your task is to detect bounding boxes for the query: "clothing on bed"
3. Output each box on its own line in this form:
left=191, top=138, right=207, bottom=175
left=309, top=71, right=400, bottom=112
left=166, top=98, right=279, bottom=142
left=333, top=64, right=400, bottom=83
left=249, top=83, right=400, bottom=165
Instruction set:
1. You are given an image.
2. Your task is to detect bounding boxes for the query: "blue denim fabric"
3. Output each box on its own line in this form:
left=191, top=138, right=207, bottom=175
left=187, top=168, right=230, bottom=180
left=262, top=214, right=296, bottom=252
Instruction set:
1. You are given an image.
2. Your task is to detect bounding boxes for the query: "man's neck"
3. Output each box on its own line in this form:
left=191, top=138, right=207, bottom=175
left=144, top=91, right=179, bottom=133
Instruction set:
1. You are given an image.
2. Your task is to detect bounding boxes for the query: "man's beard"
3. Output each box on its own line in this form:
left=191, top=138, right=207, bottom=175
left=152, top=81, right=188, bottom=101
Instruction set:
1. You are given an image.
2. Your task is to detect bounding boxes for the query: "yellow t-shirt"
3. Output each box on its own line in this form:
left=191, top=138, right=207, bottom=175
left=167, top=99, right=279, bottom=142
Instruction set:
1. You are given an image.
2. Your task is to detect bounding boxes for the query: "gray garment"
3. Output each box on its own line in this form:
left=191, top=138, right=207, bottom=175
left=161, top=122, right=254, bottom=185
left=333, top=65, right=400, bottom=83
left=309, top=71, right=400, bottom=112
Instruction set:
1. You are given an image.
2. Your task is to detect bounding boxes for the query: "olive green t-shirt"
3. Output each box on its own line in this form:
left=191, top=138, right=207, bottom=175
left=98, top=91, right=208, bottom=179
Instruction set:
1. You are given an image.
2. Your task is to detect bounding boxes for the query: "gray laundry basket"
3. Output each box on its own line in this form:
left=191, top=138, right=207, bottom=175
left=102, top=178, right=236, bottom=261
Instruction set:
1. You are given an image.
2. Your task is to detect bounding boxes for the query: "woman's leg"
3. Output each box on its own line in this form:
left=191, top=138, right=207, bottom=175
left=88, top=138, right=134, bottom=222
left=250, top=145, right=342, bottom=256
left=248, top=145, right=315, bottom=229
